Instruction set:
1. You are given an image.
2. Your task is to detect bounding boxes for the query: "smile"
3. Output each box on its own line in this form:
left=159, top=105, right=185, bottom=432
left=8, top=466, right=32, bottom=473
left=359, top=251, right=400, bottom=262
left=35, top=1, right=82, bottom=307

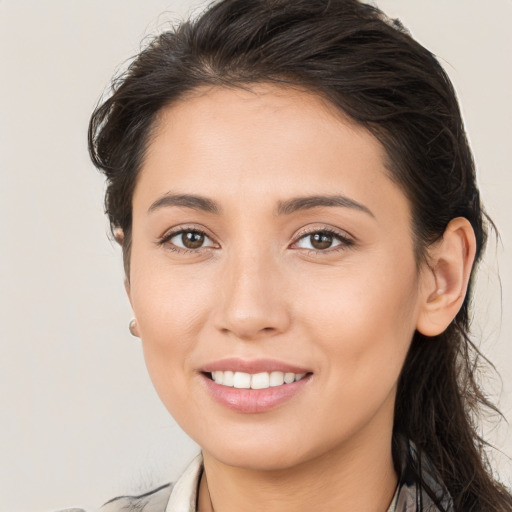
left=210, top=371, right=307, bottom=389
left=200, top=359, right=313, bottom=413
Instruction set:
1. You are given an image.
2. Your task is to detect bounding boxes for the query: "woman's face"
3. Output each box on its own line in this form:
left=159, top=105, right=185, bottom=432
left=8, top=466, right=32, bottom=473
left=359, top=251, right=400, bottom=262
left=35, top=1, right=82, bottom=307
left=128, top=84, right=428, bottom=470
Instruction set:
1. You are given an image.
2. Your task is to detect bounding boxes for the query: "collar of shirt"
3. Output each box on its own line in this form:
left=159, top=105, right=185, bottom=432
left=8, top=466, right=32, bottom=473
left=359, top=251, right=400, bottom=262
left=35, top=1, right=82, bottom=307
left=165, top=454, right=202, bottom=512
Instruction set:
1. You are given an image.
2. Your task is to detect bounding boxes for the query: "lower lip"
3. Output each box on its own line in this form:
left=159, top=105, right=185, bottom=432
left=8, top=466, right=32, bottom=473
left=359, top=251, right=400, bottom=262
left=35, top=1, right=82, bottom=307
left=201, top=374, right=312, bottom=413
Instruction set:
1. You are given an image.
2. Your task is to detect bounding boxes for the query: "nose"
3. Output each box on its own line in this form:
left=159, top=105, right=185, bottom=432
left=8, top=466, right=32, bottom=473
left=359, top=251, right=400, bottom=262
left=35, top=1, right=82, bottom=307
left=213, top=248, right=292, bottom=341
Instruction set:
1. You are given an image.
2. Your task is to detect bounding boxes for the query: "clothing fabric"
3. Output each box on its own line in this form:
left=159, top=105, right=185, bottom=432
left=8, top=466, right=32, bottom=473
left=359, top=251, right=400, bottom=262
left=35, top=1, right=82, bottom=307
left=62, top=438, right=454, bottom=512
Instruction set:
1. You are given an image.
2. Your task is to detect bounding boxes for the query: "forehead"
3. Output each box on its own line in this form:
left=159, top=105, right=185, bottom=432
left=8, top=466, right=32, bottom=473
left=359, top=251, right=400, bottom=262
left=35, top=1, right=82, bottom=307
left=135, top=84, right=409, bottom=224
left=153, top=83, right=370, bottom=152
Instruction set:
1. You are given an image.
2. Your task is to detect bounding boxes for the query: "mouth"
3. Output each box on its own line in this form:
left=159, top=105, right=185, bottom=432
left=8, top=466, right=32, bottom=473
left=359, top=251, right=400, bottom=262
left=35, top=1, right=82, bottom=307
left=199, top=359, right=313, bottom=413
left=206, top=370, right=309, bottom=389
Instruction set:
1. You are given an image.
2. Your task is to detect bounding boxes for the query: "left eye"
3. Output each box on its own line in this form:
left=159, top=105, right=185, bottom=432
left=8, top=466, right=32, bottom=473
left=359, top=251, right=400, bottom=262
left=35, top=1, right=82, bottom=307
left=295, top=231, right=346, bottom=251
left=168, top=230, right=216, bottom=250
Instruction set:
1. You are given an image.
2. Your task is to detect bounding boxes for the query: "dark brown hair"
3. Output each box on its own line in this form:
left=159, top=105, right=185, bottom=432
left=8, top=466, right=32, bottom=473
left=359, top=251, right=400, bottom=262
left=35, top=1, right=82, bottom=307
left=88, top=0, right=511, bottom=509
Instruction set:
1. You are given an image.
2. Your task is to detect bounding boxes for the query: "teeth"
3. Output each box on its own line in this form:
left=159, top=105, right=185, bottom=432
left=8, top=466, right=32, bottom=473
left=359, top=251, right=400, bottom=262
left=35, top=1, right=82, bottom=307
left=210, top=371, right=307, bottom=389
left=269, top=371, right=284, bottom=387
left=250, top=372, right=270, bottom=389
left=284, top=372, right=295, bottom=384
left=223, top=371, right=234, bottom=386
left=233, top=371, right=251, bottom=389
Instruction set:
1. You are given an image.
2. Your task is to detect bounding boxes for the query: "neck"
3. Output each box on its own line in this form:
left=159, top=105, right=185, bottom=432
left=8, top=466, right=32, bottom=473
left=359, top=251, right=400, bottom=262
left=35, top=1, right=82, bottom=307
left=198, top=425, right=397, bottom=512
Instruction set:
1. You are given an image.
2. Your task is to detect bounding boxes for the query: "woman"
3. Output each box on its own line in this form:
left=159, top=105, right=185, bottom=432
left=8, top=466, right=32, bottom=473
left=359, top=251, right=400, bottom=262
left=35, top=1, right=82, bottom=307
left=86, top=0, right=511, bottom=510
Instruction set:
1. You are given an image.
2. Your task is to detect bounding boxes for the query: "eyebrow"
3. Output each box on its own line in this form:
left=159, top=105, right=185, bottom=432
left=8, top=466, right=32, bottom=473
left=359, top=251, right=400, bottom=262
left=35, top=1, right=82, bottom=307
left=276, top=195, right=374, bottom=217
left=147, top=192, right=374, bottom=218
left=148, top=193, right=221, bottom=214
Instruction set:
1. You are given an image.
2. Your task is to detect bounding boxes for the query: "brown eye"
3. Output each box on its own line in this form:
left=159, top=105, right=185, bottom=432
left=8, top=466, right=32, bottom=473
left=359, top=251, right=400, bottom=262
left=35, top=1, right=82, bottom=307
left=295, top=230, right=349, bottom=251
left=166, top=229, right=216, bottom=251
left=310, top=232, right=334, bottom=250
left=181, top=231, right=205, bottom=249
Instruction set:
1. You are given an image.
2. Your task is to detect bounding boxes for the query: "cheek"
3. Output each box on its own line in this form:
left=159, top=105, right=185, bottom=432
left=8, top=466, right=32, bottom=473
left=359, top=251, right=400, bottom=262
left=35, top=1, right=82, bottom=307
left=130, top=243, right=214, bottom=335
left=294, top=253, right=420, bottom=385
left=128, top=249, right=217, bottom=401
left=299, top=256, right=418, bottom=326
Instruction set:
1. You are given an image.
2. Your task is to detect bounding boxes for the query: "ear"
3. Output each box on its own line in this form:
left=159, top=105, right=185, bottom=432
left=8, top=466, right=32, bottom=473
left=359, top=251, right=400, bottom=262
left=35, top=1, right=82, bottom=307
left=115, top=228, right=131, bottom=300
left=416, top=217, right=477, bottom=337
left=124, top=278, right=140, bottom=337
left=113, top=227, right=124, bottom=245
left=114, top=228, right=138, bottom=334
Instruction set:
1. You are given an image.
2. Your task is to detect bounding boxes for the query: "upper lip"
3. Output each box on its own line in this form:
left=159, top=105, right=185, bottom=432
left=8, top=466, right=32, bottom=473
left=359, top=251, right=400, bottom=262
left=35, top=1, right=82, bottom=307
left=200, top=358, right=312, bottom=374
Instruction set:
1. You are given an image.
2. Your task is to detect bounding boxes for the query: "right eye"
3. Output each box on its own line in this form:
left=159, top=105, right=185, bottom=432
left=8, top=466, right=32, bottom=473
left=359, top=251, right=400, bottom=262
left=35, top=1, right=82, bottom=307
left=163, top=229, right=217, bottom=252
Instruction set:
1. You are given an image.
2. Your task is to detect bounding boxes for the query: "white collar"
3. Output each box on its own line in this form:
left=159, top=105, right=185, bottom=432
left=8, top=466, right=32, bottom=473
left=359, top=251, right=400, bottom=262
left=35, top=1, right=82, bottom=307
left=165, top=454, right=203, bottom=512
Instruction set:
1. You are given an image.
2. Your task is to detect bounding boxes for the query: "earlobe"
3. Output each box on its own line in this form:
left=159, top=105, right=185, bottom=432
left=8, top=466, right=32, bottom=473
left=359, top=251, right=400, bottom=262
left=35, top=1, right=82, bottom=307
left=113, top=227, right=125, bottom=245
left=416, top=217, right=477, bottom=337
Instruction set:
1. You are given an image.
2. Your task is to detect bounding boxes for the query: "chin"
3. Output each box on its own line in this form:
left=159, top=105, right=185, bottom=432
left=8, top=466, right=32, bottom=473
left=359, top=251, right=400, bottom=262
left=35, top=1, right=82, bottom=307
left=196, top=422, right=345, bottom=473
left=207, top=442, right=309, bottom=472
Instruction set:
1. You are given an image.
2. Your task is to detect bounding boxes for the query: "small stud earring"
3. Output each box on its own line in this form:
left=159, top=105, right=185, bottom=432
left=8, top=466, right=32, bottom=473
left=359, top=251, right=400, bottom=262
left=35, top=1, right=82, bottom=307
left=129, top=319, right=139, bottom=337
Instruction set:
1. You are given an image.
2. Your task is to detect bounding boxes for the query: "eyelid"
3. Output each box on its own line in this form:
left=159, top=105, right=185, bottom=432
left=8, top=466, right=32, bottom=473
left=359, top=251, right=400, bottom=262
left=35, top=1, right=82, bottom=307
left=290, top=225, right=355, bottom=251
left=158, top=224, right=220, bottom=252
left=293, top=224, right=354, bottom=240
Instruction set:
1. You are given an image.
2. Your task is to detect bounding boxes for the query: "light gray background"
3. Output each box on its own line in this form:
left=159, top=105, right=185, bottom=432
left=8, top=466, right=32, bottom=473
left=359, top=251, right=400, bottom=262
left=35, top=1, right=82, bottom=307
left=0, top=1, right=510, bottom=511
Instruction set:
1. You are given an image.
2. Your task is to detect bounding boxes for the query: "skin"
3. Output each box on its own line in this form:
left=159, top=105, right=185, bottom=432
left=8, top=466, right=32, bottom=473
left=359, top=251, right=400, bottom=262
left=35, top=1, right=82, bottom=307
left=125, top=84, right=476, bottom=512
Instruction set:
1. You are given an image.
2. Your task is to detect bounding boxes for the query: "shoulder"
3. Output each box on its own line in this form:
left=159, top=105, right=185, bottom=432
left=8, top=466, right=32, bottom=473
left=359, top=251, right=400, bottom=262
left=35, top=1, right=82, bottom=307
left=99, top=483, right=173, bottom=512
left=55, top=454, right=201, bottom=512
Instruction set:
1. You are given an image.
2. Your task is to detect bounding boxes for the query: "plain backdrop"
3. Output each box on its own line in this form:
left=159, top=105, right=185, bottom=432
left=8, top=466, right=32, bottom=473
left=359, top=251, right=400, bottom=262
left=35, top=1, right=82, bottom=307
left=0, top=1, right=510, bottom=511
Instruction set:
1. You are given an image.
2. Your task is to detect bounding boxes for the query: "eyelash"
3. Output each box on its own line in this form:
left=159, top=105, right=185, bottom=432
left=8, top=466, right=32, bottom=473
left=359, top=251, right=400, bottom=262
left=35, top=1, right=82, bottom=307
left=158, top=226, right=354, bottom=255
left=158, top=226, right=217, bottom=254
left=292, top=227, right=354, bottom=254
